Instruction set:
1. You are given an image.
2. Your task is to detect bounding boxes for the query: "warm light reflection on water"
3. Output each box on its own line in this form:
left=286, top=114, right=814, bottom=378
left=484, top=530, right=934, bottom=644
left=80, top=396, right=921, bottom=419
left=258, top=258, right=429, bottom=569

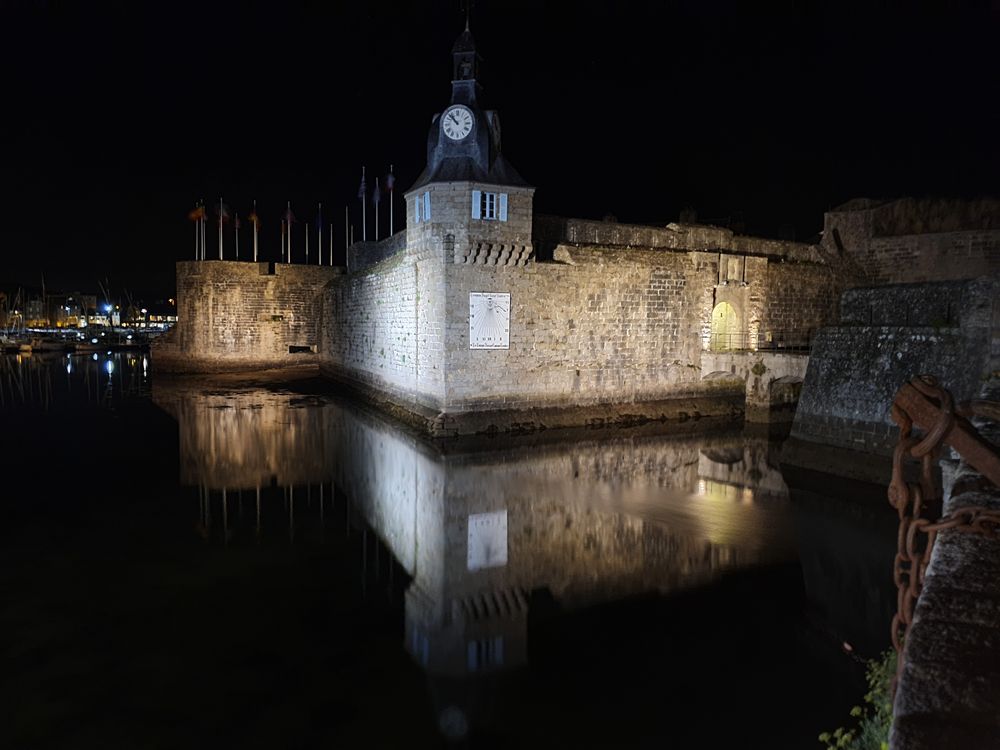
left=152, top=380, right=797, bottom=696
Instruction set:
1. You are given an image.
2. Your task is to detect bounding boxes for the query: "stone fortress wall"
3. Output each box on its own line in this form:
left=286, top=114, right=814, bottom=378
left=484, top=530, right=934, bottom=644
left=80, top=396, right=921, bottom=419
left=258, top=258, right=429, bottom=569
left=821, top=197, right=1000, bottom=286
left=152, top=261, right=341, bottom=372
left=317, top=191, right=841, bottom=433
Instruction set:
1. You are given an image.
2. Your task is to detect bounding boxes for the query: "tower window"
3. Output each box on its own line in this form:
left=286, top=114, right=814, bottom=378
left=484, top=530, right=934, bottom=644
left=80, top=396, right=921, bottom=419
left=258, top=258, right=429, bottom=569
left=472, top=191, right=509, bottom=222
left=482, top=192, right=497, bottom=220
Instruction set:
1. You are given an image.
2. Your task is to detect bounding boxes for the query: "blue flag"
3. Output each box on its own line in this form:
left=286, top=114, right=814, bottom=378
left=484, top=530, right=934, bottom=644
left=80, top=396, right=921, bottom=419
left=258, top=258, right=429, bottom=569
left=358, top=172, right=367, bottom=201
left=373, top=179, right=381, bottom=205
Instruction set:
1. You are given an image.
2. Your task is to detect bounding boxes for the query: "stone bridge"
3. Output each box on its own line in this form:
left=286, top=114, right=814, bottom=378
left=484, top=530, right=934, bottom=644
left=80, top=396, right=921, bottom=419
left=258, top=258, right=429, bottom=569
left=701, top=350, right=810, bottom=422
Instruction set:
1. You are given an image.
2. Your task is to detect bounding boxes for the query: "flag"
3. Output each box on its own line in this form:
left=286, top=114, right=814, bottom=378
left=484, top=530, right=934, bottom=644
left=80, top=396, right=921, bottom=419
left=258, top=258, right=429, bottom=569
left=248, top=207, right=260, bottom=228
left=217, top=199, right=231, bottom=223
left=358, top=171, right=366, bottom=201
left=373, top=179, right=381, bottom=205
left=188, top=203, right=205, bottom=221
left=284, top=204, right=296, bottom=225
left=234, top=214, right=241, bottom=230
left=385, top=167, right=395, bottom=193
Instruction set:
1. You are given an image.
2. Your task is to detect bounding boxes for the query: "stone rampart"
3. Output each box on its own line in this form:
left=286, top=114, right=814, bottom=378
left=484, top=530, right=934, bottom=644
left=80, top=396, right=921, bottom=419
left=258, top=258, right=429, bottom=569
left=821, top=198, right=1000, bottom=287
left=151, top=261, right=341, bottom=372
left=318, top=215, right=840, bottom=434
left=534, top=214, right=823, bottom=262
left=321, top=242, right=447, bottom=413
left=789, top=277, right=1000, bottom=467
left=348, top=230, right=408, bottom=273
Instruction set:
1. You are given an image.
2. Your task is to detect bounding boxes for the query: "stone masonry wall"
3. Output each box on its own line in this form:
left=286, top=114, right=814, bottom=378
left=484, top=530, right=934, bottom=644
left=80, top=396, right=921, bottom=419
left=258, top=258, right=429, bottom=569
left=535, top=214, right=823, bottom=263
left=866, top=231, right=1000, bottom=285
left=442, top=246, right=719, bottom=411
left=792, top=277, right=1000, bottom=456
left=152, top=261, right=341, bottom=372
left=760, top=262, right=841, bottom=340
left=821, top=198, right=1000, bottom=287
left=321, top=241, right=447, bottom=411
left=319, top=207, right=843, bottom=428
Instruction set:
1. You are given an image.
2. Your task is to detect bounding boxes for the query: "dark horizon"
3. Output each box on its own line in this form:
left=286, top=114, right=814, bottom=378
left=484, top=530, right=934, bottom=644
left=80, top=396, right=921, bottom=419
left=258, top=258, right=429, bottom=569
left=2, top=0, right=997, bottom=298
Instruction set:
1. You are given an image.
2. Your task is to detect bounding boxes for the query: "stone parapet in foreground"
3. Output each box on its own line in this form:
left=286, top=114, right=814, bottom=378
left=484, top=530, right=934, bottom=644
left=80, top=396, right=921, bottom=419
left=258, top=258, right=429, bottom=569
left=891, top=368, right=1000, bottom=749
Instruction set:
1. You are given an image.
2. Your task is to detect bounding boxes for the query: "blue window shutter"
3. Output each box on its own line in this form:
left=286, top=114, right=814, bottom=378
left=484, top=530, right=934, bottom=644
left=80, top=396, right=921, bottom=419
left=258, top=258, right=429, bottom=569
left=471, top=190, right=481, bottom=219
left=424, top=191, right=431, bottom=222
left=414, top=196, right=421, bottom=223
left=499, top=193, right=508, bottom=222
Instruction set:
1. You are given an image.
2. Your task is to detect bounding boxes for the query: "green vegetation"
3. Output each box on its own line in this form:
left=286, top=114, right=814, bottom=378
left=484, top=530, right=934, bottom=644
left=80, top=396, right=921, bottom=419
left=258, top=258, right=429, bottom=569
left=819, top=649, right=897, bottom=750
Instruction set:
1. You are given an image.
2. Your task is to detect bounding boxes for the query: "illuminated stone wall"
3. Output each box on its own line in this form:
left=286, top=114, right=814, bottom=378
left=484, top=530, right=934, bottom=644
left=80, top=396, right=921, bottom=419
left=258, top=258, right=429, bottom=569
left=152, top=261, right=341, bottom=372
left=319, top=207, right=839, bottom=431
left=321, top=231, right=448, bottom=411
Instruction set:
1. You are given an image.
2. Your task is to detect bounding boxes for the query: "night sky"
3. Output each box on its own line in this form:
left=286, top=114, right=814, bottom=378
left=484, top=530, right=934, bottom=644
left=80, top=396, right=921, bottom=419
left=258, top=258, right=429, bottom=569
left=2, top=0, right=997, bottom=299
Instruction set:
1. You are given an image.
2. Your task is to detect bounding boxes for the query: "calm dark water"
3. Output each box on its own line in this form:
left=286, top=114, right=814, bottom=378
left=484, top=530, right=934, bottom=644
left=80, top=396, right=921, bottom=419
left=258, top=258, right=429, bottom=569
left=1, top=352, right=898, bottom=749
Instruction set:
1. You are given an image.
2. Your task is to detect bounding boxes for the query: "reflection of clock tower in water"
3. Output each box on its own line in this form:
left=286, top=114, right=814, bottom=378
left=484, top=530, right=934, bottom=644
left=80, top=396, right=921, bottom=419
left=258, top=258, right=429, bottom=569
left=404, top=20, right=535, bottom=266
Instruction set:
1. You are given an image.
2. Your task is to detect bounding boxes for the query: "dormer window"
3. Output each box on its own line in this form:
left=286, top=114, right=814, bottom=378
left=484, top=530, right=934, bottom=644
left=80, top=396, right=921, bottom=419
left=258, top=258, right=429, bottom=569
left=472, top=190, right=509, bottom=222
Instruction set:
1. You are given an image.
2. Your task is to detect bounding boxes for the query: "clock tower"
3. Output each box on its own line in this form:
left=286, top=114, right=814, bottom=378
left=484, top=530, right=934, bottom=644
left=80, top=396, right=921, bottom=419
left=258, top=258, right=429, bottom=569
left=406, top=20, right=532, bottom=227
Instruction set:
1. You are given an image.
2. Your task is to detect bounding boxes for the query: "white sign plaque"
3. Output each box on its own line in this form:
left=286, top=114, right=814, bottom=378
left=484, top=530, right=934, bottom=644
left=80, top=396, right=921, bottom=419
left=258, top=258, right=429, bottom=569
left=467, top=510, right=508, bottom=571
left=469, top=292, right=510, bottom=350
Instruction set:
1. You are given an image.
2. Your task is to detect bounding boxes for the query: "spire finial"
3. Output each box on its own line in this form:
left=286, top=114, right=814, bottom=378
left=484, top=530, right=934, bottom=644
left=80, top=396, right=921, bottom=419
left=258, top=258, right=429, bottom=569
left=461, top=0, right=473, bottom=31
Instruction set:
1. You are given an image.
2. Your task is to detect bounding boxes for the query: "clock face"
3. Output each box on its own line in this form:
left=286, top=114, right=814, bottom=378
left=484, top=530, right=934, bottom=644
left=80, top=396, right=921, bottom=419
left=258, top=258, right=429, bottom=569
left=442, top=106, right=474, bottom=141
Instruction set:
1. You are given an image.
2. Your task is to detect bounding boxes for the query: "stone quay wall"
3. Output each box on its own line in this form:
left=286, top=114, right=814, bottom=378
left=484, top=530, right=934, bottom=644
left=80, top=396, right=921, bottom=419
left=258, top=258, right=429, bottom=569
left=790, top=277, right=1000, bottom=460
left=151, top=261, right=341, bottom=372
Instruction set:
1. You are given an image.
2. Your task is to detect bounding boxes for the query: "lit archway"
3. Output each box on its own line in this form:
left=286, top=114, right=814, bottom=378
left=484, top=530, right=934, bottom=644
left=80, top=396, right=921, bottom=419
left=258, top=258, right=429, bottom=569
left=710, top=302, right=740, bottom=351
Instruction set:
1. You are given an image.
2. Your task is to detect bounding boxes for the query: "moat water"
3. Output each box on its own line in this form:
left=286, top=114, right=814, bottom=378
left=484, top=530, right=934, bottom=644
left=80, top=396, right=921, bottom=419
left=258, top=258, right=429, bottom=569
left=2, top=352, right=899, bottom=748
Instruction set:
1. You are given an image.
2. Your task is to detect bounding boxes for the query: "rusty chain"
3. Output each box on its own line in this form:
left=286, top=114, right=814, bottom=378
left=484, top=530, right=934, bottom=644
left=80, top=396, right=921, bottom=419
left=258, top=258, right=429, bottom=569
left=887, top=375, right=1000, bottom=694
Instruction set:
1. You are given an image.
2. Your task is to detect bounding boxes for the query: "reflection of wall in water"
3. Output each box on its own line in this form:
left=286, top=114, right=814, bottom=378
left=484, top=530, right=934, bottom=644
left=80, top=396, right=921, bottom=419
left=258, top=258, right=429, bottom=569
left=325, top=406, right=793, bottom=678
left=697, top=441, right=788, bottom=498
left=156, top=385, right=794, bottom=679
left=154, top=386, right=335, bottom=490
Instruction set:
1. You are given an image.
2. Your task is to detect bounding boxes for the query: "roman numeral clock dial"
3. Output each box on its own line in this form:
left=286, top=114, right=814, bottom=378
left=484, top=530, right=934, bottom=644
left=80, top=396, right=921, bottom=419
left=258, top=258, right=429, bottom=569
left=442, top=105, right=474, bottom=140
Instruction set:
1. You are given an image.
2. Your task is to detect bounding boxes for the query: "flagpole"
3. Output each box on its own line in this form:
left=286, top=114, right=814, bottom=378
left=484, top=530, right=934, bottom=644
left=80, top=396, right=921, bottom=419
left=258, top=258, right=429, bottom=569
left=305, top=223, right=309, bottom=264
left=235, top=213, right=240, bottom=260
left=201, top=201, right=206, bottom=260
left=361, top=166, right=367, bottom=242
left=253, top=199, right=258, bottom=262
left=317, top=203, right=322, bottom=266
left=287, top=201, right=292, bottom=263
left=389, top=164, right=394, bottom=235
left=194, top=210, right=199, bottom=260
